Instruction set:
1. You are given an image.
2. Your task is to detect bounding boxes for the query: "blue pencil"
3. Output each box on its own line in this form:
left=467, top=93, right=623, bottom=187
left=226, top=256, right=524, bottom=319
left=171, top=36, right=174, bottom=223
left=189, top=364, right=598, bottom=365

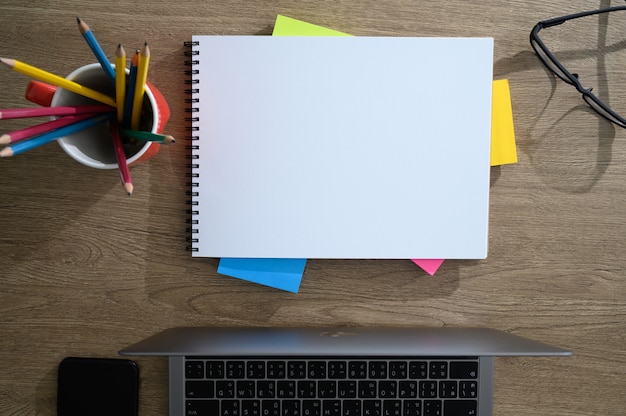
left=123, top=49, right=139, bottom=129
left=77, top=17, right=116, bottom=84
left=0, top=113, right=112, bottom=157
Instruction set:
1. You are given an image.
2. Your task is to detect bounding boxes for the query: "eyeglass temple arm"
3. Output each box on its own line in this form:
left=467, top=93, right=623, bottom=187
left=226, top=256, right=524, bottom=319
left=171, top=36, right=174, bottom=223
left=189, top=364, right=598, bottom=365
left=538, top=5, right=626, bottom=29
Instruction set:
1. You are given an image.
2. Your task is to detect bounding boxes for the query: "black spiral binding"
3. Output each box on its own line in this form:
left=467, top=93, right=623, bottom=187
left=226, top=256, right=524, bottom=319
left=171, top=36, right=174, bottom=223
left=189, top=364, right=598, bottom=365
left=184, top=41, right=200, bottom=251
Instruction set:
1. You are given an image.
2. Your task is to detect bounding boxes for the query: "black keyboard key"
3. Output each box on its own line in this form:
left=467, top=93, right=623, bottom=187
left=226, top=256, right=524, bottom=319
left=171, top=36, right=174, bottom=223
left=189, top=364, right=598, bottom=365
left=226, top=361, right=245, bottom=379
left=248, top=361, right=266, bottom=379
left=449, top=362, right=478, bottom=379
left=242, top=400, right=261, bottom=416
left=423, top=400, right=441, bottom=416
left=359, top=380, right=377, bottom=398
left=303, top=400, right=322, bottom=416
left=369, top=361, right=388, bottom=379
left=186, top=380, right=214, bottom=398
left=277, top=380, right=297, bottom=398
left=402, top=400, right=421, bottom=416
left=389, top=362, right=408, bottom=379
left=363, top=400, right=382, bottom=416
left=408, top=362, right=427, bottom=379
left=443, top=400, right=477, bottom=416
left=283, top=400, right=300, bottom=416
left=216, top=380, right=235, bottom=398
left=298, top=380, right=317, bottom=398
left=222, top=400, right=240, bottom=416
left=186, top=399, right=218, bottom=416
left=328, top=361, right=347, bottom=379
left=459, top=381, right=478, bottom=399
left=268, top=361, right=286, bottom=379
left=398, top=381, right=418, bottom=398
left=236, top=380, right=255, bottom=398
left=348, top=361, right=367, bottom=379
left=186, top=361, right=205, bottom=379
left=439, top=381, right=457, bottom=398
left=429, top=362, right=448, bottom=379
left=288, top=361, right=307, bottom=379
left=206, top=361, right=225, bottom=378
left=323, top=400, right=341, bottom=416
left=419, top=381, right=437, bottom=398
left=309, top=362, right=327, bottom=379
left=383, top=400, right=401, bottom=416
left=318, top=381, right=337, bottom=398
left=258, top=380, right=276, bottom=398
left=262, top=400, right=281, bottom=416
left=379, top=381, right=397, bottom=398
left=343, top=400, right=361, bottom=416
left=338, top=381, right=357, bottom=398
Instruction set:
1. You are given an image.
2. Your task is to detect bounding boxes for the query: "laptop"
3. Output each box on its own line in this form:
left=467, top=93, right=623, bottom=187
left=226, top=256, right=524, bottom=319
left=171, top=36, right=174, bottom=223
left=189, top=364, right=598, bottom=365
left=119, top=327, right=571, bottom=416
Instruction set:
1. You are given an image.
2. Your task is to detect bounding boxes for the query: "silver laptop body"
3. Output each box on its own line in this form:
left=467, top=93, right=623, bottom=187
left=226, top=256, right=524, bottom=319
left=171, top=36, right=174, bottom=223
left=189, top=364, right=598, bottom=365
left=120, top=327, right=571, bottom=416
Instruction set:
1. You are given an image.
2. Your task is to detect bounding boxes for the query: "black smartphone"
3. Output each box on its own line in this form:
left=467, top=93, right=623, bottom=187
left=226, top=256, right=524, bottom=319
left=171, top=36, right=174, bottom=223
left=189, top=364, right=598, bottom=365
left=57, top=357, right=139, bottom=416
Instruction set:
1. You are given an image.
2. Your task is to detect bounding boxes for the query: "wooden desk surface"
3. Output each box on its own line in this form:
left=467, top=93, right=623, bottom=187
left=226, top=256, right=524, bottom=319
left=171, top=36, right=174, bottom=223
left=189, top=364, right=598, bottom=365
left=1, top=1, right=624, bottom=415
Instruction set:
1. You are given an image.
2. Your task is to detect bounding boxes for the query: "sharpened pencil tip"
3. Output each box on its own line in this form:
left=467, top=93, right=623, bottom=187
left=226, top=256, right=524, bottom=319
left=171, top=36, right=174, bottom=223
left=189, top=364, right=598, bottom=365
left=0, top=147, right=14, bottom=157
left=124, top=183, right=134, bottom=196
left=0, top=57, right=14, bottom=67
left=76, top=16, right=81, bottom=23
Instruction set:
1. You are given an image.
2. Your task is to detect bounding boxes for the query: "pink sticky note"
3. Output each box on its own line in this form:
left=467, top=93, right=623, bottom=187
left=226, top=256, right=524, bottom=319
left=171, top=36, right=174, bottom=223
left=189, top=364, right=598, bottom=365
left=411, top=259, right=445, bottom=276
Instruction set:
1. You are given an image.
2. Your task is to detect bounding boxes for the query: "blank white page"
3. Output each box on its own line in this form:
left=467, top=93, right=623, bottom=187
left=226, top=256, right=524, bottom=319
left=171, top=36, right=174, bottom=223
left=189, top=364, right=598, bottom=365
left=190, top=36, right=493, bottom=259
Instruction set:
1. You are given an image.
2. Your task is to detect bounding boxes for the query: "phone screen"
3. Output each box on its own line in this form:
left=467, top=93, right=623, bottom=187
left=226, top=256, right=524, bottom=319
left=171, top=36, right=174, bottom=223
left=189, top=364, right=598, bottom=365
left=57, top=357, right=139, bottom=416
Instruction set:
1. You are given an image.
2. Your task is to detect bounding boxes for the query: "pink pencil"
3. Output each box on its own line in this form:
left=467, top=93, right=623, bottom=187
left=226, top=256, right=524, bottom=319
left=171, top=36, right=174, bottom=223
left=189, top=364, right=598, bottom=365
left=0, top=104, right=115, bottom=120
left=0, top=114, right=94, bottom=145
left=109, top=120, right=133, bottom=196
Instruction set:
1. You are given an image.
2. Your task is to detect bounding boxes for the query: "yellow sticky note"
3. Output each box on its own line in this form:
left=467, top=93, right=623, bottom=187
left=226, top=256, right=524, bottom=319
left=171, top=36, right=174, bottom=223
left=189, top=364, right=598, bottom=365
left=490, top=79, right=518, bottom=165
left=273, top=15, right=351, bottom=36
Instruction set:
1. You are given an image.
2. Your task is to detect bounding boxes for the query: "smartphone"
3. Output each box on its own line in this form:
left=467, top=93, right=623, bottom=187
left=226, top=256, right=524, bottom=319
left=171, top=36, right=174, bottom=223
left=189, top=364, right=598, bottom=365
left=57, top=357, right=139, bottom=416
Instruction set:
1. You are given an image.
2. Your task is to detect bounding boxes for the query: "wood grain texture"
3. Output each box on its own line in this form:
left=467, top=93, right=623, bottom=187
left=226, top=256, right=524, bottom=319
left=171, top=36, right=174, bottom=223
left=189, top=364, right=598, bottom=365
left=1, top=0, right=625, bottom=415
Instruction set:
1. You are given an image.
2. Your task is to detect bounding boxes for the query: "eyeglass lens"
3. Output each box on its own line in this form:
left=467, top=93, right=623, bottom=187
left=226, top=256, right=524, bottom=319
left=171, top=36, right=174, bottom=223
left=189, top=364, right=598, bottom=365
left=530, top=38, right=574, bottom=85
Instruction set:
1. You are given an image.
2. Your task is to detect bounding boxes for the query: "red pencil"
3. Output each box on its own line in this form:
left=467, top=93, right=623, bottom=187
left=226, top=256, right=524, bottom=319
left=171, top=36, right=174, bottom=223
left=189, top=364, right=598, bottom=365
left=0, top=114, right=94, bottom=145
left=0, top=104, right=114, bottom=120
left=109, top=120, right=133, bottom=196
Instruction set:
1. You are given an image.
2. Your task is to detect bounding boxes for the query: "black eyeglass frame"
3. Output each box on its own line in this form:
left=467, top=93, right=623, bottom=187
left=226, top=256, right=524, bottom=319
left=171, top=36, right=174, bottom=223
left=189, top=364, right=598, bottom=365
left=530, top=5, right=626, bottom=128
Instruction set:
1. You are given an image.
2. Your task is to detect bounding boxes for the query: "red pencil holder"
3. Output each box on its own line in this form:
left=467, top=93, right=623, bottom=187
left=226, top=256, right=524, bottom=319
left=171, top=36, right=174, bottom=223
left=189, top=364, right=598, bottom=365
left=24, top=63, right=170, bottom=169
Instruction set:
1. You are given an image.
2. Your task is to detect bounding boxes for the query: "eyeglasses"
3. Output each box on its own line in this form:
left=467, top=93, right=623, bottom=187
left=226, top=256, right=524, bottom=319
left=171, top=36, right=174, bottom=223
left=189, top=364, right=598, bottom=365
left=530, top=5, right=626, bottom=129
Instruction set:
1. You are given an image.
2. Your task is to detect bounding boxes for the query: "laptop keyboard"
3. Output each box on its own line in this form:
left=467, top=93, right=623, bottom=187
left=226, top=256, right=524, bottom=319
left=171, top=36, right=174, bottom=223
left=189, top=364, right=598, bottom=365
left=183, top=357, right=479, bottom=416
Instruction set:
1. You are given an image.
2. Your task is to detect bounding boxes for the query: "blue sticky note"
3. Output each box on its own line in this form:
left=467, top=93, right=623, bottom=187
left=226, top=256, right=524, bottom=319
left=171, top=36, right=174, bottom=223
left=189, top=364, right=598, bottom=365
left=217, top=258, right=307, bottom=293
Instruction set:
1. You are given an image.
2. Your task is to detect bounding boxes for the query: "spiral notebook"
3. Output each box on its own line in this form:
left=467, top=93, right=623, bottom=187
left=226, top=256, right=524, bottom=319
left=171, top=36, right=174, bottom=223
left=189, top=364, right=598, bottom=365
left=185, top=36, right=494, bottom=259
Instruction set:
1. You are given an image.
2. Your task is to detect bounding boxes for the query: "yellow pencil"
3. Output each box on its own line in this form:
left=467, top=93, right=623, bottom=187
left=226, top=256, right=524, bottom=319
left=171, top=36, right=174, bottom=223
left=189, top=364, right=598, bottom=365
left=130, top=42, right=150, bottom=130
left=115, top=44, right=126, bottom=123
left=0, top=58, right=116, bottom=107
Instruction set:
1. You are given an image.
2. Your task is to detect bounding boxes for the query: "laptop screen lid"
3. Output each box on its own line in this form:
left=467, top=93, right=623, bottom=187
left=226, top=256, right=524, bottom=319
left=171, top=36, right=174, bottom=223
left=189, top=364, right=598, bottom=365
left=119, top=327, right=572, bottom=357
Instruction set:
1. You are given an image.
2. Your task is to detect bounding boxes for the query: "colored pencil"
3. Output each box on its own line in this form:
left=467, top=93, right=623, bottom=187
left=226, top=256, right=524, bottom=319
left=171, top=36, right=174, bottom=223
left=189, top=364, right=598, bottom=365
left=76, top=17, right=116, bottom=84
left=130, top=42, right=150, bottom=130
left=115, top=44, right=126, bottom=124
left=123, top=50, right=139, bottom=129
left=0, top=104, right=114, bottom=120
left=110, top=120, right=133, bottom=196
left=120, top=129, right=175, bottom=144
left=0, top=58, right=116, bottom=107
left=0, top=114, right=93, bottom=145
left=0, top=113, right=111, bottom=157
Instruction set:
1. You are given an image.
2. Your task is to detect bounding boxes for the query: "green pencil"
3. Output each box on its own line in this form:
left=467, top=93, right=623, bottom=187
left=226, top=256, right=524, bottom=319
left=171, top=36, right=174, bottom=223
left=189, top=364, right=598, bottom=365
left=120, top=129, right=175, bottom=144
